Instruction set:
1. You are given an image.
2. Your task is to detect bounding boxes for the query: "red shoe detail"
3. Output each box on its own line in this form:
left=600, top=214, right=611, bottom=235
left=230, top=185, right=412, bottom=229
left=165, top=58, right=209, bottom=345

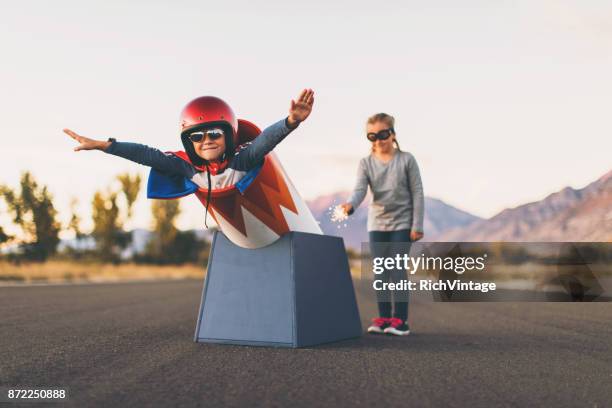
left=388, top=318, right=403, bottom=328
left=371, top=317, right=390, bottom=327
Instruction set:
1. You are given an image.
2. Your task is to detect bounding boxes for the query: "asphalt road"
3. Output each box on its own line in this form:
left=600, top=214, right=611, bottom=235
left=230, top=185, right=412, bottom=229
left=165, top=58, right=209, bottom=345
left=1, top=279, right=611, bottom=407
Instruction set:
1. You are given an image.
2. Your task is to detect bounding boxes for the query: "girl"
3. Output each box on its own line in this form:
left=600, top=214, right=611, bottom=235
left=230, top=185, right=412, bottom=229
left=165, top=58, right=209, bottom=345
left=342, top=113, right=424, bottom=336
left=63, top=89, right=314, bottom=228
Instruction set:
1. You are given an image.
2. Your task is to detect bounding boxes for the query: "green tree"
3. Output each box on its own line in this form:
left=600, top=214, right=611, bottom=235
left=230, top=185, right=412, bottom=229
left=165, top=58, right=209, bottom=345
left=142, top=199, right=209, bottom=264
left=0, top=172, right=61, bottom=261
left=170, top=230, right=210, bottom=265
left=146, top=199, right=180, bottom=262
left=91, top=173, right=141, bottom=262
left=117, top=173, right=141, bottom=219
left=92, top=190, right=121, bottom=261
left=68, top=197, right=84, bottom=239
left=0, top=225, right=12, bottom=245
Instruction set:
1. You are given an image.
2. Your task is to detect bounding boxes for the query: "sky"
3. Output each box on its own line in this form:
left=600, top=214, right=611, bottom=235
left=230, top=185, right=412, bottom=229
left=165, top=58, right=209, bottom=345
left=1, top=0, right=611, bottom=236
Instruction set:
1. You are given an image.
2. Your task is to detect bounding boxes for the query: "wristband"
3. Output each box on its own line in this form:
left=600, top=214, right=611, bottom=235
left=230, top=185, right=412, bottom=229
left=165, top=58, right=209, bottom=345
left=285, top=117, right=299, bottom=130
left=104, top=138, right=116, bottom=151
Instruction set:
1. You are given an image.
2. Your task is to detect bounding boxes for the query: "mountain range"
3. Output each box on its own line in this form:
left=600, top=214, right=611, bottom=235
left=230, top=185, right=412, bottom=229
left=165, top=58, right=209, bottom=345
left=307, top=169, right=612, bottom=247
left=57, top=170, right=611, bottom=253
left=435, top=169, right=612, bottom=242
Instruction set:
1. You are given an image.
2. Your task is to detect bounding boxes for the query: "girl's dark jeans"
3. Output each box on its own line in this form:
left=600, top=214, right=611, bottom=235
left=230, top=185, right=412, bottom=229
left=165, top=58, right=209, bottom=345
left=369, top=229, right=412, bottom=322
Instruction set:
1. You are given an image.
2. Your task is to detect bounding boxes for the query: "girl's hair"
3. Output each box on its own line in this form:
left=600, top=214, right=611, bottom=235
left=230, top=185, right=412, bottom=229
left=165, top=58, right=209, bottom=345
left=367, top=113, right=401, bottom=153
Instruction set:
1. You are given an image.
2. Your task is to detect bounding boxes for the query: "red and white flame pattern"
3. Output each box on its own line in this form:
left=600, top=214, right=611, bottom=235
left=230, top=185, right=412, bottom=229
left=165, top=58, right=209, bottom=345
left=195, top=153, right=321, bottom=248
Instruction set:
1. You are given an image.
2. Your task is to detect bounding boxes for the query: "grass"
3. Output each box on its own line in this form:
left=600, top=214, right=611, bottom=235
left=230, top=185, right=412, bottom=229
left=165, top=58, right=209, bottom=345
left=0, top=260, right=206, bottom=284
left=0, top=258, right=359, bottom=285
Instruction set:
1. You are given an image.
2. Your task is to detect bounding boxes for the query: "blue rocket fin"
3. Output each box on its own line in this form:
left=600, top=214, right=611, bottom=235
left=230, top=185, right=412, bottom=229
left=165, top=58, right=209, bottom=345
left=147, top=168, right=198, bottom=199
left=235, top=164, right=263, bottom=194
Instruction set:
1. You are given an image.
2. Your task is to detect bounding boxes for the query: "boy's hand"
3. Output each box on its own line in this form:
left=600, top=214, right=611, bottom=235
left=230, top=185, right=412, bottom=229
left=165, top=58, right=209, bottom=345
left=63, top=129, right=110, bottom=151
left=287, top=88, right=314, bottom=128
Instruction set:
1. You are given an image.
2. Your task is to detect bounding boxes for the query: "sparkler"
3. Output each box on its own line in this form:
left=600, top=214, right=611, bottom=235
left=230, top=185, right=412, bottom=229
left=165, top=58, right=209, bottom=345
left=330, top=205, right=349, bottom=228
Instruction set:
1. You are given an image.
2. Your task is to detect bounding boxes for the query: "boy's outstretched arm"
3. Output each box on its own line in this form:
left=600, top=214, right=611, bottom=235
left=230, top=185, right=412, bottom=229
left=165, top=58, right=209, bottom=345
left=232, top=89, right=314, bottom=171
left=63, top=129, right=196, bottom=178
left=64, top=129, right=112, bottom=152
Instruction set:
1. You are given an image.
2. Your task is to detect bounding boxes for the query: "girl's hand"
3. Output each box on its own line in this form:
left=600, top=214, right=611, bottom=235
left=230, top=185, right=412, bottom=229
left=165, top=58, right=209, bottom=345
left=287, top=88, right=314, bottom=128
left=63, top=129, right=110, bottom=151
left=340, top=203, right=354, bottom=216
left=410, top=231, right=424, bottom=242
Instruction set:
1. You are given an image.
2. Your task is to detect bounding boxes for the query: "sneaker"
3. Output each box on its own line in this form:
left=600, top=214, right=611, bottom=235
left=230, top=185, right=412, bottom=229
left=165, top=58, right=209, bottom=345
left=367, top=317, right=390, bottom=334
left=383, top=318, right=410, bottom=336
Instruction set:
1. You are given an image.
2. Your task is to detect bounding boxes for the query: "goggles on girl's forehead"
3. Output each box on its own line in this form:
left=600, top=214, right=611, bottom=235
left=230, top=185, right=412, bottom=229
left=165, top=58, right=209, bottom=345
left=366, top=128, right=394, bottom=142
left=188, top=128, right=225, bottom=143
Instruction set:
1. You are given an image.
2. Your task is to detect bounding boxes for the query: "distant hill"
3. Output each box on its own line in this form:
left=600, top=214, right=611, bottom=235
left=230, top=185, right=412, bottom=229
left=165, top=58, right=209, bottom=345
left=59, top=170, right=611, bottom=254
left=307, top=192, right=481, bottom=249
left=436, top=170, right=612, bottom=241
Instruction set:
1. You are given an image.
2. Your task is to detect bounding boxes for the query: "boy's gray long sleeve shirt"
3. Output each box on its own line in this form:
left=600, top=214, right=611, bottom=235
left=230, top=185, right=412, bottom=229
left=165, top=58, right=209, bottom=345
left=103, top=118, right=294, bottom=178
left=348, top=151, right=424, bottom=233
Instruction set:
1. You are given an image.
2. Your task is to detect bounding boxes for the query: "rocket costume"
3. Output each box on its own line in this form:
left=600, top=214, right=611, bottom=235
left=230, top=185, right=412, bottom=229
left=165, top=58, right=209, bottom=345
left=99, top=96, right=363, bottom=347
left=104, top=96, right=321, bottom=249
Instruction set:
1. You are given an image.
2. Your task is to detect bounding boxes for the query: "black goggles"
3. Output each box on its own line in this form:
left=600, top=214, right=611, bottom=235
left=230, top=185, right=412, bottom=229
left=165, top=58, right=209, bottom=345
left=366, top=128, right=394, bottom=142
left=187, top=128, right=225, bottom=143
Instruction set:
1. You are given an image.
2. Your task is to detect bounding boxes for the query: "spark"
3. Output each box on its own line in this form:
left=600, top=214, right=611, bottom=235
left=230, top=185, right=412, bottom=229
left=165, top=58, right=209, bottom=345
left=331, top=205, right=349, bottom=223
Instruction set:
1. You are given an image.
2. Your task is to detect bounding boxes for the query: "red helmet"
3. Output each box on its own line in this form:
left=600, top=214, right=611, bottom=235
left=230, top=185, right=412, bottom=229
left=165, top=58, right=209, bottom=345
left=179, top=96, right=240, bottom=165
